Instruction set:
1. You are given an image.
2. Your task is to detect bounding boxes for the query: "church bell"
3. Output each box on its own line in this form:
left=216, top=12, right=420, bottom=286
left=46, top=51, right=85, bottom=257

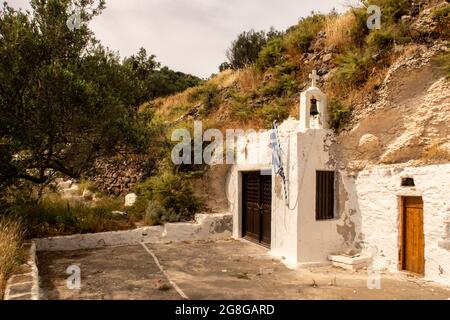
left=310, top=98, right=319, bottom=117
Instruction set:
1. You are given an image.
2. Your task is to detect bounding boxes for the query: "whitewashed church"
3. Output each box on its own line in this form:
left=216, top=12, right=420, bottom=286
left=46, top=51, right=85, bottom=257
left=222, top=70, right=450, bottom=286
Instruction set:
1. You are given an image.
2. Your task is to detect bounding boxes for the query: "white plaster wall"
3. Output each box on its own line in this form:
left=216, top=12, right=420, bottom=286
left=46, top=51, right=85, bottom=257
left=227, top=119, right=301, bottom=266
left=270, top=130, right=299, bottom=267
left=296, top=129, right=343, bottom=265
left=353, top=164, right=450, bottom=286
left=227, top=119, right=344, bottom=268
left=35, top=213, right=232, bottom=251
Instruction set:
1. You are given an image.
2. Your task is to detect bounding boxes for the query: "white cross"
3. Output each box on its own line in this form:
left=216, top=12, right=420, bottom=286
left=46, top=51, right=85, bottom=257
left=309, top=69, right=319, bottom=87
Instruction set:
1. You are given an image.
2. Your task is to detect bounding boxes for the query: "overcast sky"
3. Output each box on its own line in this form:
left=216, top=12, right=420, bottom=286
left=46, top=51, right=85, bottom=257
left=9, top=0, right=349, bottom=78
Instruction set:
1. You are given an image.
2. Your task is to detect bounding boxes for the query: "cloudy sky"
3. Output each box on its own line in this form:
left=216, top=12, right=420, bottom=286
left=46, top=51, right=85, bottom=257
left=9, top=0, right=349, bottom=78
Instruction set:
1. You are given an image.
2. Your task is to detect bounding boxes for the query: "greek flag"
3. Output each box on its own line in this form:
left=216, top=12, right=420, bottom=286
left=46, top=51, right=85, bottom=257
left=270, top=121, right=288, bottom=202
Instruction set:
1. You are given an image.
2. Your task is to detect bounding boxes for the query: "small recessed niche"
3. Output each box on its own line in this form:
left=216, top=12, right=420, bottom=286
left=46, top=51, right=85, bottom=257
left=401, top=177, right=415, bottom=187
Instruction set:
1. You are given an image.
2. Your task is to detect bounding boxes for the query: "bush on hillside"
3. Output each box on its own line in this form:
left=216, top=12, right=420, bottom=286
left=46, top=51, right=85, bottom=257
left=218, top=62, right=231, bottom=72
left=188, top=83, right=221, bottom=116
left=256, top=38, right=286, bottom=71
left=255, top=99, right=290, bottom=129
left=334, top=50, right=374, bottom=87
left=260, top=72, right=298, bottom=97
left=285, top=14, right=326, bottom=54
left=230, top=93, right=253, bottom=121
left=226, top=30, right=268, bottom=69
left=431, top=3, right=450, bottom=38
left=4, top=197, right=133, bottom=238
left=144, top=200, right=178, bottom=225
left=364, top=0, right=412, bottom=23
left=434, top=52, right=450, bottom=78
left=329, top=98, right=350, bottom=130
left=349, top=7, right=371, bottom=47
left=135, top=170, right=203, bottom=222
left=366, top=27, right=396, bottom=51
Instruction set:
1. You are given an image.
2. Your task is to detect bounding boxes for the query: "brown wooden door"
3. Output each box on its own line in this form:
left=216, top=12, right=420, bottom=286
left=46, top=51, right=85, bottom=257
left=260, top=175, right=272, bottom=246
left=401, top=197, right=425, bottom=275
left=242, top=172, right=272, bottom=247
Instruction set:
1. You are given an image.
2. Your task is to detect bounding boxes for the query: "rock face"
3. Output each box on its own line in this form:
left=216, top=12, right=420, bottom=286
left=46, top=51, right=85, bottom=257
left=334, top=42, right=450, bottom=169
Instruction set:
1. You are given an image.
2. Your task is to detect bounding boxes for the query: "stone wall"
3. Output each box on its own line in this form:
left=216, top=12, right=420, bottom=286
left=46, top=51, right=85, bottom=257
left=86, top=155, right=155, bottom=196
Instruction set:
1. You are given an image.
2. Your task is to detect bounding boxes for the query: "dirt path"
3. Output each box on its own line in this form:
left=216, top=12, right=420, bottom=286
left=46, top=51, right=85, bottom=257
left=38, top=239, right=450, bottom=300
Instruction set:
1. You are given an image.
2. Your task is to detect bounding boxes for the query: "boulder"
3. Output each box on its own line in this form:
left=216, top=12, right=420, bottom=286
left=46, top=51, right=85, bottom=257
left=124, top=193, right=137, bottom=207
left=322, top=53, right=333, bottom=63
left=358, top=134, right=381, bottom=157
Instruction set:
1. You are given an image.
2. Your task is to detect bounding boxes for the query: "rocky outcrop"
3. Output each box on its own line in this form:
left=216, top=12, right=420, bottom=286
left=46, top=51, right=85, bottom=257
left=333, top=41, right=450, bottom=170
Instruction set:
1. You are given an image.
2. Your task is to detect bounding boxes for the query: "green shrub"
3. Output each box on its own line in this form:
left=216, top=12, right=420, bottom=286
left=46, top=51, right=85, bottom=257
left=260, top=68, right=298, bottom=97
left=334, top=50, right=374, bottom=86
left=349, top=8, right=370, bottom=47
left=230, top=93, right=253, bottom=121
left=432, top=3, right=450, bottom=21
left=366, top=27, right=395, bottom=51
left=125, top=195, right=148, bottom=221
left=434, top=52, right=450, bottom=78
left=78, top=180, right=99, bottom=194
left=6, top=197, right=132, bottom=238
left=144, top=200, right=179, bottom=225
left=366, top=0, right=412, bottom=23
left=218, top=62, right=231, bottom=72
left=329, top=98, right=350, bottom=129
left=285, top=14, right=325, bottom=54
left=135, top=170, right=202, bottom=220
left=169, top=104, right=191, bottom=117
left=431, top=3, right=450, bottom=37
left=188, top=84, right=221, bottom=116
left=256, top=38, right=285, bottom=71
left=256, top=99, right=289, bottom=128
left=273, top=61, right=298, bottom=75
left=226, top=29, right=268, bottom=69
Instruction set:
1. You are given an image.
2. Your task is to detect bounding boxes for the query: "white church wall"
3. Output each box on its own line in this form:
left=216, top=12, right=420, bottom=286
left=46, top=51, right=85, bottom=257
left=226, top=118, right=346, bottom=268
left=350, top=164, right=450, bottom=286
left=270, top=130, right=299, bottom=267
left=296, top=129, right=343, bottom=265
left=226, top=119, right=302, bottom=266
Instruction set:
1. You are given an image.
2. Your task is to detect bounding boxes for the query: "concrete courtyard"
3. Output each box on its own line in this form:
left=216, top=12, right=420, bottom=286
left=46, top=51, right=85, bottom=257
left=38, top=239, right=450, bottom=300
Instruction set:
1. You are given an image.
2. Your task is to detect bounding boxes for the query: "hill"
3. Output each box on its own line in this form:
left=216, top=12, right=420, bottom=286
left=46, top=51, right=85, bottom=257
left=143, top=0, right=449, bottom=170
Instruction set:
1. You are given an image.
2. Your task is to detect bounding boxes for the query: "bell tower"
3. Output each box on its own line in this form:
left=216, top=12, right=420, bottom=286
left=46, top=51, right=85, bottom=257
left=299, top=70, right=328, bottom=131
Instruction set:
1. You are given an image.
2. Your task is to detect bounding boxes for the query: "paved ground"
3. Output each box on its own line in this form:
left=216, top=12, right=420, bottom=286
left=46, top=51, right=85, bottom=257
left=38, top=239, right=450, bottom=300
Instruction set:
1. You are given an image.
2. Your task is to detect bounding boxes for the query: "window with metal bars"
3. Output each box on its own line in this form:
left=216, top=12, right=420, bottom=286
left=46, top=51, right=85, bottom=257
left=316, top=171, right=335, bottom=220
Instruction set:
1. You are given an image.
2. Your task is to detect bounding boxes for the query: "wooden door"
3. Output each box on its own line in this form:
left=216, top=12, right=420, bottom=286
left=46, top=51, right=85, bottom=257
left=260, top=175, right=272, bottom=246
left=401, top=197, right=425, bottom=275
left=242, top=172, right=272, bottom=247
left=243, top=172, right=260, bottom=242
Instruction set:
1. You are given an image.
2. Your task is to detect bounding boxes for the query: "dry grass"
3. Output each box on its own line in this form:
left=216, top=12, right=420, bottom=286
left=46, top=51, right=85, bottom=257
left=209, top=69, right=238, bottom=88
left=236, top=67, right=262, bottom=93
left=0, top=218, right=24, bottom=298
left=146, top=88, right=196, bottom=120
left=324, top=12, right=356, bottom=50
left=422, top=143, right=450, bottom=163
